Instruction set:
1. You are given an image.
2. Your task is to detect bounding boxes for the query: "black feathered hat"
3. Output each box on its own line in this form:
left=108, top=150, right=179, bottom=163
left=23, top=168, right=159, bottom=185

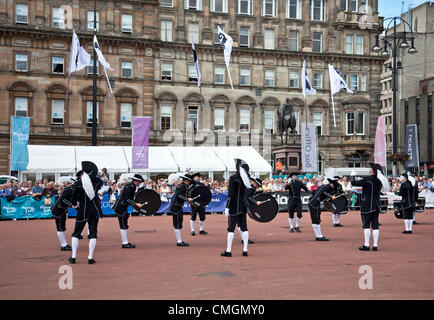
left=289, top=172, right=298, bottom=178
left=250, top=177, right=262, bottom=186
left=369, top=163, right=383, bottom=176
left=191, top=172, right=201, bottom=179
left=81, top=161, right=98, bottom=178
left=75, top=170, right=83, bottom=179
left=180, top=174, right=193, bottom=182
left=131, top=174, right=145, bottom=182
left=235, top=158, right=249, bottom=172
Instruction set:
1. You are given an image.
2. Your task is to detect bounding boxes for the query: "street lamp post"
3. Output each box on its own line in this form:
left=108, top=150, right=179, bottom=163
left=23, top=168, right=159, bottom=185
left=92, top=0, right=98, bottom=146
left=373, top=16, right=417, bottom=178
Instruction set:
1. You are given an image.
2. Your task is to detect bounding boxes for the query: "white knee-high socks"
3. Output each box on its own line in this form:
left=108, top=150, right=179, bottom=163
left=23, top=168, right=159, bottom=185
left=364, top=229, right=371, bottom=247
left=57, top=231, right=67, bottom=247
left=242, top=231, right=249, bottom=252
left=199, top=220, right=204, bottom=231
left=174, top=229, right=182, bottom=243
left=71, top=236, right=79, bottom=258
left=226, top=232, right=234, bottom=253
left=289, top=218, right=294, bottom=228
left=120, top=229, right=128, bottom=244
left=88, top=238, right=96, bottom=259
left=312, top=224, right=323, bottom=238
left=190, top=220, right=195, bottom=232
left=404, top=219, right=413, bottom=231
left=372, top=230, right=379, bottom=247
left=296, top=217, right=301, bottom=227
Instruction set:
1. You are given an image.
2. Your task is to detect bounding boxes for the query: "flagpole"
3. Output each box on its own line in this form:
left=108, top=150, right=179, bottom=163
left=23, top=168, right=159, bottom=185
left=91, top=0, right=98, bottom=146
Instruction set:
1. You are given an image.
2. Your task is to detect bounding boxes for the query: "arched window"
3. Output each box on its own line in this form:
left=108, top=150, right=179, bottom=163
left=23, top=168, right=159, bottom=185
left=115, top=87, right=139, bottom=129
left=45, top=84, right=69, bottom=126
left=8, top=81, right=35, bottom=118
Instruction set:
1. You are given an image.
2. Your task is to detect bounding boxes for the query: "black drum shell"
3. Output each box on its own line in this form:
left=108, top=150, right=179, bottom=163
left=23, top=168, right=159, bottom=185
left=248, top=193, right=278, bottom=223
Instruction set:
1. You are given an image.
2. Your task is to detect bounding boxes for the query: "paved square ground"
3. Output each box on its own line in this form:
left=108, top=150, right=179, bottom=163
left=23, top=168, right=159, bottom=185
left=0, top=210, right=433, bottom=299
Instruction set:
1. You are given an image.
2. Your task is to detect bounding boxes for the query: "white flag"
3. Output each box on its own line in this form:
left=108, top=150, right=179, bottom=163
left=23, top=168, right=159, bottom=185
left=301, top=123, right=318, bottom=173
left=328, top=64, right=354, bottom=127
left=93, top=35, right=113, bottom=94
left=217, top=26, right=233, bottom=89
left=68, top=31, right=90, bottom=75
left=93, top=35, right=113, bottom=71
left=191, top=39, right=201, bottom=87
left=302, top=60, right=316, bottom=98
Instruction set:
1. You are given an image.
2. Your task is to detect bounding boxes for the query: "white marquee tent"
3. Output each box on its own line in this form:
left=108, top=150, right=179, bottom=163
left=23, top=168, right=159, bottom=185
left=21, top=145, right=272, bottom=181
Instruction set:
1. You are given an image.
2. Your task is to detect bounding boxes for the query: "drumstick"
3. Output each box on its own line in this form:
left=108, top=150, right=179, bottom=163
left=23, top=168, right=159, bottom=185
left=191, top=195, right=201, bottom=201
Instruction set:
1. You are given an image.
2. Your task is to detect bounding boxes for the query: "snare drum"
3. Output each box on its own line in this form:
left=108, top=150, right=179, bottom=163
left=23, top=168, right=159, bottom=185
left=393, top=200, right=403, bottom=219
left=380, top=197, right=389, bottom=214
left=415, top=197, right=425, bottom=213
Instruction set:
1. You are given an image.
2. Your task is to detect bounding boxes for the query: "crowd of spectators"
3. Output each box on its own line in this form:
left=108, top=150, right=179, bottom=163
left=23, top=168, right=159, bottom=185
left=1, top=171, right=434, bottom=202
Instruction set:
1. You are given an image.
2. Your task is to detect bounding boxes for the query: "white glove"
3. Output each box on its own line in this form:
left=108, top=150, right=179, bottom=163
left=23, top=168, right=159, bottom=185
left=351, top=170, right=356, bottom=176
left=224, top=208, right=230, bottom=216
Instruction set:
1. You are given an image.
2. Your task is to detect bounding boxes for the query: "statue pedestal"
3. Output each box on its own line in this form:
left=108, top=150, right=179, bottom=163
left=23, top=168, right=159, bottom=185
left=272, top=144, right=301, bottom=175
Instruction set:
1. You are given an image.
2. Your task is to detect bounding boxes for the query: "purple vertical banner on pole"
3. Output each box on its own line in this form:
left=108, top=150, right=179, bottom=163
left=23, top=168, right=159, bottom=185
left=132, top=117, right=151, bottom=169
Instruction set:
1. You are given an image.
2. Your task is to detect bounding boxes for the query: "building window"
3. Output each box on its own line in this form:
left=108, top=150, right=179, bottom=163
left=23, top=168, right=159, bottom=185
left=265, top=110, right=274, bottom=133
left=265, top=70, right=275, bottom=87
left=188, top=23, right=199, bottom=44
left=51, top=99, right=64, bottom=125
left=215, top=66, right=225, bottom=84
left=240, top=109, right=250, bottom=132
left=52, top=7, right=64, bottom=28
left=214, top=24, right=224, bottom=44
left=345, top=34, right=354, bottom=54
left=313, top=112, right=322, bottom=135
left=289, top=30, right=298, bottom=51
left=211, top=0, right=228, bottom=13
left=289, top=71, right=299, bottom=88
left=16, top=3, right=28, bottom=24
left=185, top=0, right=202, bottom=10
left=188, top=64, right=198, bottom=82
left=240, top=27, right=250, bottom=47
left=121, top=62, right=133, bottom=78
left=313, top=72, right=322, bottom=89
left=52, top=56, right=64, bottom=74
left=160, top=106, right=172, bottom=130
left=161, top=0, right=173, bottom=7
left=15, top=54, right=28, bottom=72
left=356, top=35, right=363, bottom=55
left=312, top=32, right=322, bottom=53
left=88, top=58, right=99, bottom=75
left=264, top=29, right=275, bottom=49
left=360, top=74, right=367, bottom=91
left=86, top=101, right=99, bottom=126
left=347, top=111, right=365, bottom=135
left=188, top=107, right=199, bottom=132
left=161, top=63, right=173, bottom=81
left=120, top=103, right=132, bottom=128
left=350, top=74, right=358, bottom=91
left=87, top=11, right=99, bottom=30
left=310, top=0, right=326, bottom=21
left=238, top=0, right=253, bottom=15
left=263, top=0, right=277, bottom=17
left=214, top=108, right=225, bottom=130
left=349, top=0, right=358, bottom=11
left=15, top=97, right=28, bottom=117
left=287, top=0, right=302, bottom=19
left=240, top=68, right=251, bottom=86
left=121, top=14, right=133, bottom=33
left=161, top=20, right=173, bottom=42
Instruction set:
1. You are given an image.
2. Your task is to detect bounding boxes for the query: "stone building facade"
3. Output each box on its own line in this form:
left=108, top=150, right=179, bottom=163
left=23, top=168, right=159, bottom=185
left=0, top=0, right=158, bottom=175
left=155, top=0, right=385, bottom=173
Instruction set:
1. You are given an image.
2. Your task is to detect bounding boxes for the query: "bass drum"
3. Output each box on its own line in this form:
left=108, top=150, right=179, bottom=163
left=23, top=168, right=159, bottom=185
left=134, top=189, right=162, bottom=215
left=248, top=193, right=279, bottom=223
left=189, top=185, right=212, bottom=208
left=331, top=194, right=349, bottom=214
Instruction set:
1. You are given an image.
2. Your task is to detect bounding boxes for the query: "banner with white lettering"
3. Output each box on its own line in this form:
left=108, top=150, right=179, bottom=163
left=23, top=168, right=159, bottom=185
left=301, top=122, right=318, bottom=172
left=405, top=124, right=419, bottom=169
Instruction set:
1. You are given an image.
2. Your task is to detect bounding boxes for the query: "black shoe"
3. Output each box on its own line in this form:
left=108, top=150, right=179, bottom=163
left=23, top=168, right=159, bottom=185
left=316, top=237, right=329, bottom=241
left=221, top=251, right=232, bottom=257
left=242, top=251, right=248, bottom=256
left=295, top=227, right=301, bottom=233
left=402, top=230, right=409, bottom=234
left=242, top=240, right=255, bottom=244
left=68, top=257, right=76, bottom=264
left=359, top=245, right=370, bottom=251
left=78, top=235, right=83, bottom=240
left=290, top=228, right=294, bottom=233
left=61, top=245, right=72, bottom=251
left=88, top=259, right=96, bottom=264
left=191, top=231, right=196, bottom=236
left=122, top=243, right=136, bottom=248
left=177, top=241, right=189, bottom=247
left=199, top=230, right=207, bottom=235
left=372, top=246, right=378, bottom=251
left=333, top=224, right=338, bottom=227
left=413, top=221, right=419, bottom=225
left=336, top=223, right=343, bottom=227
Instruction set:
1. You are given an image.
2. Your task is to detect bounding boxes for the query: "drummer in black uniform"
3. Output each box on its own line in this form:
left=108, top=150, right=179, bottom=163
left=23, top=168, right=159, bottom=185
left=330, top=176, right=346, bottom=227
left=399, top=173, right=415, bottom=234
left=112, top=174, right=145, bottom=248
left=51, top=176, right=76, bottom=251
left=308, top=180, right=336, bottom=241
left=284, top=172, right=308, bottom=233
left=169, top=174, right=194, bottom=246
left=350, top=163, right=386, bottom=251
left=69, top=161, right=104, bottom=264
left=221, top=159, right=251, bottom=257
left=189, top=172, right=208, bottom=236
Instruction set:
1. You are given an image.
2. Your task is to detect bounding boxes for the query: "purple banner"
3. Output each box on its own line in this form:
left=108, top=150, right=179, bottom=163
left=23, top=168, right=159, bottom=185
left=132, top=117, right=151, bottom=169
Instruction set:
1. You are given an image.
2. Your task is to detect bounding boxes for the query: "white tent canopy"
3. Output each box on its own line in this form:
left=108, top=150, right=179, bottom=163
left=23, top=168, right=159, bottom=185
left=21, top=145, right=272, bottom=177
